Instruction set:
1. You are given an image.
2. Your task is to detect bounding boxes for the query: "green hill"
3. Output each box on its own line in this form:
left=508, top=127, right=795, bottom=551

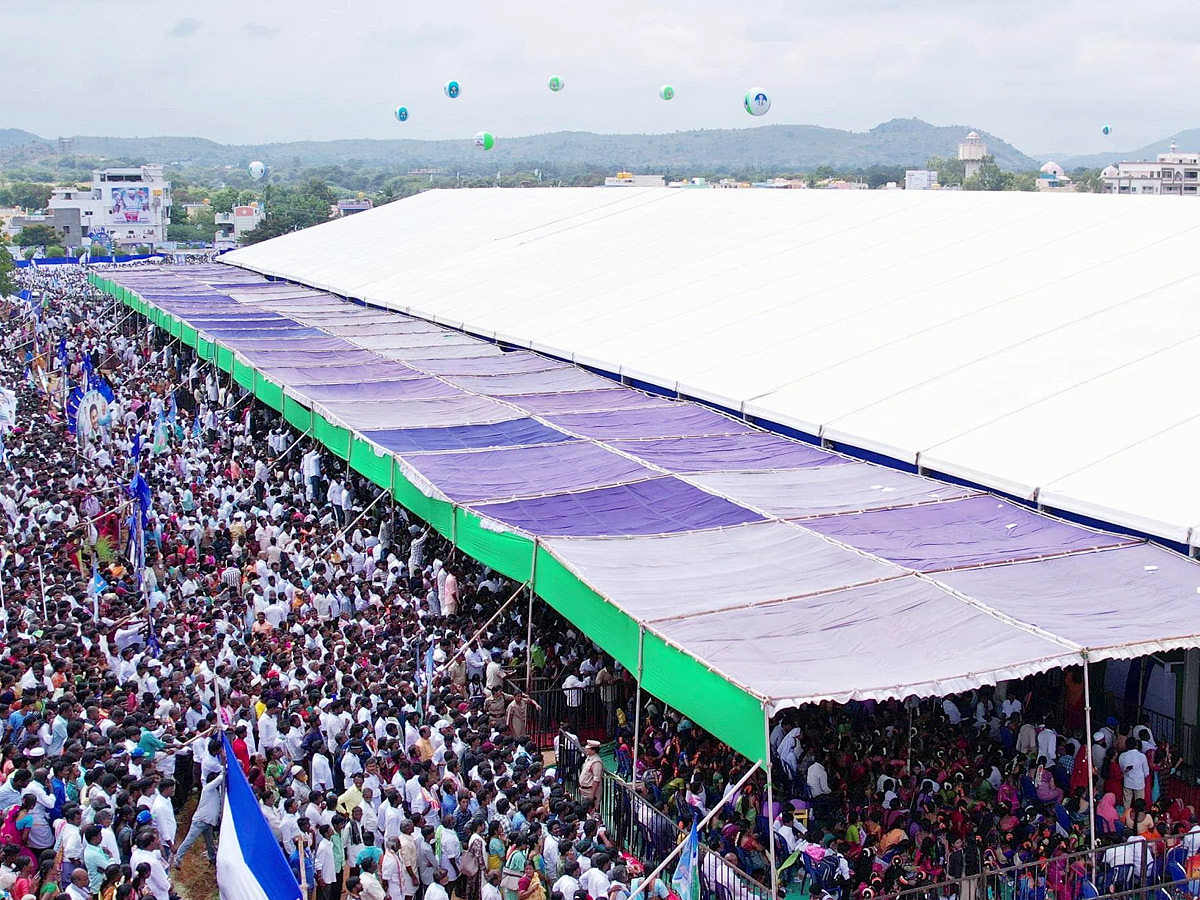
left=3, top=118, right=1038, bottom=174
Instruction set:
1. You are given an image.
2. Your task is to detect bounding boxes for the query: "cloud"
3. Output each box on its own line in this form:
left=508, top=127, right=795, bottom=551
left=166, top=17, right=201, bottom=38
left=244, top=22, right=281, bottom=39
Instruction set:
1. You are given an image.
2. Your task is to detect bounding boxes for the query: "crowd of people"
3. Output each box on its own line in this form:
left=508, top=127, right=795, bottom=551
left=0, top=262, right=1195, bottom=900
left=619, top=668, right=1199, bottom=900
left=0, top=265, right=654, bottom=900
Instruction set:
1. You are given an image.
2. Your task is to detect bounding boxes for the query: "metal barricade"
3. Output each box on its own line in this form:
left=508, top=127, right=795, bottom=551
left=592, top=772, right=772, bottom=900
left=892, top=832, right=1194, bottom=900
left=526, top=682, right=630, bottom=751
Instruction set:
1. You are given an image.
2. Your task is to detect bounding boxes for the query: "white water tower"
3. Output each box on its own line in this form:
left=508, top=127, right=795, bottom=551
left=959, top=130, right=987, bottom=179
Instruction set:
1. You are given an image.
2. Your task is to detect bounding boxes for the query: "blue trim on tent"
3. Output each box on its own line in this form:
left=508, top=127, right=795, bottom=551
left=1036, top=503, right=1192, bottom=557
left=824, top=441, right=920, bottom=474
left=624, top=377, right=676, bottom=399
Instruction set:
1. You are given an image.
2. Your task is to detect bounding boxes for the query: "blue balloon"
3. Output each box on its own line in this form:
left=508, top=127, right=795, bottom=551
left=444, top=80, right=461, bottom=99
left=395, top=106, right=409, bottom=122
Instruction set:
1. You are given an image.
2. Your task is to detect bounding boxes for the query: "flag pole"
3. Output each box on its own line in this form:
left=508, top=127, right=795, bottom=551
left=37, top=556, right=48, bottom=620
left=634, top=762, right=761, bottom=897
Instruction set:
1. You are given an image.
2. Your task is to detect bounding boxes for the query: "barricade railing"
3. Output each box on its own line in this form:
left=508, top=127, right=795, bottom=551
left=591, top=771, right=773, bottom=900
left=891, top=832, right=1196, bottom=900
left=525, top=682, right=630, bottom=751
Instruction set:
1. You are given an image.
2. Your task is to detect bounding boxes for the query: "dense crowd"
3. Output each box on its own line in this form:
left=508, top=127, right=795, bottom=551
left=0, top=265, right=652, bottom=900
left=0, top=263, right=1195, bottom=900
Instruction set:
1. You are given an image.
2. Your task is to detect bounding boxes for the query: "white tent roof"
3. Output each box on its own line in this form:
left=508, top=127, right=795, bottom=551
left=224, top=187, right=1200, bottom=546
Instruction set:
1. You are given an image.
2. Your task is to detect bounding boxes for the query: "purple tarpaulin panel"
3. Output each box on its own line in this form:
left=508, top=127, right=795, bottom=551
left=607, top=433, right=837, bottom=474
left=475, top=477, right=765, bottom=537
left=803, top=494, right=1135, bottom=572
left=227, top=336, right=352, bottom=352
left=365, top=418, right=574, bottom=453
left=244, top=348, right=380, bottom=368
left=445, top=368, right=612, bottom=396
left=690, top=463, right=979, bottom=519
left=297, top=378, right=462, bottom=403
left=937, top=543, right=1200, bottom=650
left=416, top=353, right=567, bottom=376
left=186, top=315, right=294, bottom=325
left=403, top=441, right=654, bottom=502
left=203, top=328, right=312, bottom=340
left=391, top=344, right=505, bottom=361
left=263, top=361, right=419, bottom=384
left=507, top=390, right=671, bottom=416
left=546, top=406, right=747, bottom=441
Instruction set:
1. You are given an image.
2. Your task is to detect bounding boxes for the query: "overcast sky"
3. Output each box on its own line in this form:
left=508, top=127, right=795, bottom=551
left=5, top=0, right=1198, bottom=156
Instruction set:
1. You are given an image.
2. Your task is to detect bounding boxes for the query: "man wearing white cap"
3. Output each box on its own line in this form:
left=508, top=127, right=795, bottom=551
left=579, top=740, right=604, bottom=803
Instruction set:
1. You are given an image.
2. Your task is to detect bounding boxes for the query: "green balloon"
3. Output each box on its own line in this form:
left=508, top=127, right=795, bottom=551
left=474, top=131, right=495, bottom=151
left=548, top=75, right=564, bottom=92
left=659, top=84, right=675, bottom=101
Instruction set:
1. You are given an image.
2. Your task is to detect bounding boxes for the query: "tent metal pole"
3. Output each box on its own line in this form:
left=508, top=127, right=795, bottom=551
left=524, top=579, right=535, bottom=695
left=1083, top=653, right=1098, bottom=866
left=632, top=626, right=644, bottom=777
left=765, top=708, right=779, bottom=899
left=631, top=626, right=645, bottom=848
left=525, top=541, right=538, bottom=695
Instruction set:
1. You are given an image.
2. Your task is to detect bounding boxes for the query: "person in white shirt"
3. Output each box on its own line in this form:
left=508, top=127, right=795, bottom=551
left=580, top=854, right=612, bottom=900
left=150, top=780, right=177, bottom=854
left=555, top=860, right=583, bottom=899
left=315, top=824, right=338, bottom=900
left=1118, top=738, right=1151, bottom=808
left=425, top=869, right=451, bottom=900
left=131, top=830, right=173, bottom=900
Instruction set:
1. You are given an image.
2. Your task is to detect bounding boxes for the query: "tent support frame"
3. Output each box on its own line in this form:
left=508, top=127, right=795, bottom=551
left=1083, top=652, right=1098, bottom=865
left=765, top=707, right=778, bottom=900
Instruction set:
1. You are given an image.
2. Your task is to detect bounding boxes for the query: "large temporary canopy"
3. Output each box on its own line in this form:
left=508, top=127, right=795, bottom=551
left=221, top=187, right=1200, bottom=549
left=92, top=262, right=1200, bottom=765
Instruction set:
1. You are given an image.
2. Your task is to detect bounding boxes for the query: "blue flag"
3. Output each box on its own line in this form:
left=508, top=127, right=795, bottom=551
left=217, top=734, right=304, bottom=900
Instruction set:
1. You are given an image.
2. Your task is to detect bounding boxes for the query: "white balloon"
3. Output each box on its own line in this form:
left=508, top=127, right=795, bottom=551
left=743, top=88, right=771, bottom=117
left=248, top=160, right=266, bottom=180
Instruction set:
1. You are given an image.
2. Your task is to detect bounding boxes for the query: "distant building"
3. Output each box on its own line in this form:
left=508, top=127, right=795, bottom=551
left=905, top=170, right=939, bottom=191
left=42, top=165, right=171, bottom=248
left=1101, top=142, right=1200, bottom=195
left=666, top=177, right=712, bottom=189
left=821, top=180, right=869, bottom=190
left=182, top=201, right=211, bottom=220
left=1037, top=161, right=1074, bottom=191
left=604, top=172, right=666, bottom=187
left=336, top=199, right=374, bottom=216
left=959, top=131, right=987, bottom=179
left=750, top=178, right=806, bottom=189
left=214, top=204, right=263, bottom=251
left=5, top=207, right=84, bottom=248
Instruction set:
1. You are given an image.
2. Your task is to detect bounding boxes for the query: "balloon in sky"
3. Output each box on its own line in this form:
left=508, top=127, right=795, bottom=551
left=444, top=80, right=461, bottom=99
left=395, top=106, right=409, bottom=122
left=474, top=131, right=495, bottom=151
left=248, top=160, right=266, bottom=180
left=548, top=75, right=565, bottom=92
left=659, top=84, right=675, bottom=101
left=1102, top=125, right=1111, bottom=135
left=744, top=88, right=771, bottom=117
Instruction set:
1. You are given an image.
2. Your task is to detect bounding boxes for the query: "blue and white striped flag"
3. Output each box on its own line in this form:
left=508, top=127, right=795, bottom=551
left=671, top=819, right=701, bottom=900
left=217, top=733, right=303, bottom=900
